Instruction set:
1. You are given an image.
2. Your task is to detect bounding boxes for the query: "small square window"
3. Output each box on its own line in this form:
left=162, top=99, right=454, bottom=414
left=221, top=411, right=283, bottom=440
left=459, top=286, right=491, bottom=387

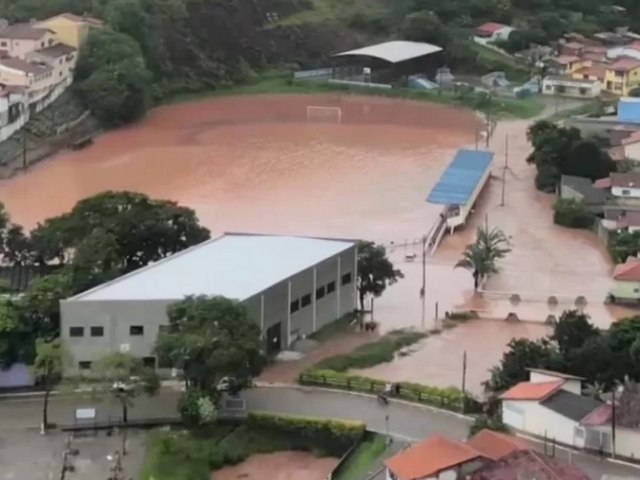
left=130, top=325, right=144, bottom=336
left=78, top=361, right=92, bottom=370
left=290, top=299, right=300, bottom=314
left=301, top=293, right=311, bottom=307
left=69, top=326, right=84, bottom=337
left=142, top=356, right=157, bottom=368
left=622, top=189, right=631, bottom=196
left=327, top=281, right=336, bottom=294
left=90, top=326, right=104, bottom=337
left=341, top=272, right=352, bottom=286
left=316, top=286, right=325, bottom=300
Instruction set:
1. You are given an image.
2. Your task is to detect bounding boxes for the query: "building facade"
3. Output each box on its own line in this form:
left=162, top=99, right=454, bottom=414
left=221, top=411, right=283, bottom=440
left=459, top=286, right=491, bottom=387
left=542, top=76, right=602, bottom=98
left=35, top=13, right=103, bottom=49
left=0, top=24, right=55, bottom=59
left=60, top=234, right=358, bottom=373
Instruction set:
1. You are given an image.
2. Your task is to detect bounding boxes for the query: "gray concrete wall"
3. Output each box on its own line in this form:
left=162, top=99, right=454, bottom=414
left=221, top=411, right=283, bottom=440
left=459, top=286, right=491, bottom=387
left=61, top=245, right=357, bottom=372
left=564, top=117, right=640, bottom=139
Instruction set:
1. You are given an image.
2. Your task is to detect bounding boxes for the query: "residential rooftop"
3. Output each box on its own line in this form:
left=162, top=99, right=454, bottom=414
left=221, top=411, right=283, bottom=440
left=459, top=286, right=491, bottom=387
left=611, top=171, right=640, bottom=188
left=385, top=435, right=483, bottom=480
left=334, top=41, right=442, bottom=64
left=34, top=43, right=76, bottom=58
left=467, top=430, right=529, bottom=461
left=476, top=22, right=508, bottom=34
left=66, top=233, right=355, bottom=302
left=540, top=390, right=602, bottom=422
left=499, top=381, right=564, bottom=401
left=610, top=57, right=640, bottom=71
left=0, top=23, right=51, bottom=40
left=0, top=57, right=51, bottom=75
left=470, top=449, right=590, bottom=480
left=613, top=258, right=640, bottom=281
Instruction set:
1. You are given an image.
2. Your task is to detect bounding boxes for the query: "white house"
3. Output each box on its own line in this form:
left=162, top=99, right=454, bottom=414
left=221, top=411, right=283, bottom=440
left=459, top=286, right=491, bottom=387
left=610, top=172, right=640, bottom=198
left=0, top=86, right=28, bottom=142
left=500, top=369, right=602, bottom=449
left=542, top=75, right=602, bottom=98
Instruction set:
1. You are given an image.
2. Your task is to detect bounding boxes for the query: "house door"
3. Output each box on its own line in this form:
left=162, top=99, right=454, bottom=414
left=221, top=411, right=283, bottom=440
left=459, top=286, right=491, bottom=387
left=265, top=322, right=282, bottom=356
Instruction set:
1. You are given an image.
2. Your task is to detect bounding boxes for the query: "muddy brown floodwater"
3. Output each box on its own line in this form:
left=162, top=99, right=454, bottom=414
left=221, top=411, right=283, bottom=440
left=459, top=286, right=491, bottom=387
left=0, top=94, right=632, bottom=393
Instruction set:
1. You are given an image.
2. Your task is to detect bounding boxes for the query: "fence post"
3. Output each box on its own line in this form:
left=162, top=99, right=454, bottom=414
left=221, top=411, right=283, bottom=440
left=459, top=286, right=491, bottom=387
left=322, top=375, right=326, bottom=385
left=347, top=378, right=351, bottom=390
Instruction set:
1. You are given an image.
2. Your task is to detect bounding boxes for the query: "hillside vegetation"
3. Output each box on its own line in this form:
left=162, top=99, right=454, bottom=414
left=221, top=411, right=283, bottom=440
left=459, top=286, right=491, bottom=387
left=2, top=0, right=639, bottom=125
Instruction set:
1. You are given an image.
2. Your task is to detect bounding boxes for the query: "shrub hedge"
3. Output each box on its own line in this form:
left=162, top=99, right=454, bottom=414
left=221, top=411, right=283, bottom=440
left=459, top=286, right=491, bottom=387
left=247, top=411, right=365, bottom=457
left=300, top=368, right=480, bottom=412
left=553, top=198, right=594, bottom=229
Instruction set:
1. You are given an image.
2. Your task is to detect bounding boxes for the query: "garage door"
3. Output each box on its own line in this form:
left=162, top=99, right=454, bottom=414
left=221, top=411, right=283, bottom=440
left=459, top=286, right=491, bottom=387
left=503, top=402, right=525, bottom=430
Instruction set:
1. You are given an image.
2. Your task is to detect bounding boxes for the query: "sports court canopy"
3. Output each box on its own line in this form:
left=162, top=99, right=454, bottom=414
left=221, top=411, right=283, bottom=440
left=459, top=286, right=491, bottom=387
left=427, top=149, right=494, bottom=206
left=333, top=40, right=442, bottom=64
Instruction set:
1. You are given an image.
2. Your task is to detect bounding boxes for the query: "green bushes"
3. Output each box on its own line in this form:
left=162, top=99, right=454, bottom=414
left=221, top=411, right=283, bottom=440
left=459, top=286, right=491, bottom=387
left=300, top=369, right=474, bottom=412
left=553, top=198, right=595, bottom=229
left=247, top=412, right=365, bottom=457
left=314, top=330, right=426, bottom=371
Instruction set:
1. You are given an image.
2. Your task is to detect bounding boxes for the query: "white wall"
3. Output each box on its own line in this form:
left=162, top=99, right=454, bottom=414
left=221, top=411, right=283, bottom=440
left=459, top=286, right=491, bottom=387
left=502, top=400, right=580, bottom=446
left=529, top=372, right=582, bottom=394
left=612, top=186, right=640, bottom=198
left=592, top=425, right=640, bottom=460
left=624, top=142, right=640, bottom=161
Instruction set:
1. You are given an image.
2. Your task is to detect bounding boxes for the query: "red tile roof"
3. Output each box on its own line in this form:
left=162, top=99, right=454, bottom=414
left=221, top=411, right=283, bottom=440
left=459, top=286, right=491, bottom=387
left=467, top=430, right=529, bottom=461
left=476, top=22, right=508, bottom=35
left=574, top=63, right=607, bottom=80
left=499, top=381, right=564, bottom=401
left=594, top=177, right=612, bottom=189
left=613, top=259, right=640, bottom=281
left=469, top=449, right=590, bottom=480
left=611, top=172, right=640, bottom=188
left=581, top=403, right=612, bottom=426
left=385, top=435, right=484, bottom=480
left=553, top=55, right=580, bottom=65
left=610, top=57, right=640, bottom=72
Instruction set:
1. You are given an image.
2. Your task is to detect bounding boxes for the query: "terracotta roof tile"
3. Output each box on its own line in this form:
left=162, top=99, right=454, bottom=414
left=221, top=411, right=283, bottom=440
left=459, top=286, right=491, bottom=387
left=610, top=57, right=640, bottom=72
left=499, top=381, right=564, bottom=401
left=476, top=22, right=508, bottom=34
left=470, top=449, right=590, bottom=480
left=594, top=177, right=612, bottom=189
left=553, top=55, right=580, bottom=65
left=385, top=436, right=484, bottom=480
left=613, top=259, right=640, bottom=281
left=611, top=172, right=640, bottom=188
left=467, top=430, right=529, bottom=461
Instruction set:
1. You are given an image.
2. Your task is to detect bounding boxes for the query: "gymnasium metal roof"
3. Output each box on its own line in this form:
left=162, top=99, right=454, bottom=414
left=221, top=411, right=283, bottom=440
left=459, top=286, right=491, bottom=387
left=426, top=149, right=494, bottom=206
left=333, top=41, right=442, bottom=64
left=67, top=234, right=354, bottom=302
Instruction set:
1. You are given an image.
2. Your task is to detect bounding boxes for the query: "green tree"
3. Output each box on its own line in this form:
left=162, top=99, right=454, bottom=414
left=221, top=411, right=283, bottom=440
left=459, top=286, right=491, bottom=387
left=76, top=28, right=151, bottom=126
left=609, top=230, right=640, bottom=263
left=401, top=11, right=450, bottom=45
left=3, top=224, right=33, bottom=265
left=553, top=198, right=594, bottom=229
left=551, top=310, right=599, bottom=355
left=0, top=299, right=29, bottom=367
left=32, top=338, right=71, bottom=431
left=17, top=273, right=73, bottom=341
left=97, top=352, right=160, bottom=423
left=356, top=241, right=403, bottom=311
left=455, top=226, right=511, bottom=290
left=68, top=228, right=121, bottom=292
left=178, top=388, right=218, bottom=429
left=484, top=337, right=563, bottom=393
left=155, top=295, right=265, bottom=394
left=563, top=140, right=615, bottom=180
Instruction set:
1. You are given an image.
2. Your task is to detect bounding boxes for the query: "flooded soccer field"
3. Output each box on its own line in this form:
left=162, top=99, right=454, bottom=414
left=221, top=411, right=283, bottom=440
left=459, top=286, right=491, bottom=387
left=0, top=94, right=633, bottom=391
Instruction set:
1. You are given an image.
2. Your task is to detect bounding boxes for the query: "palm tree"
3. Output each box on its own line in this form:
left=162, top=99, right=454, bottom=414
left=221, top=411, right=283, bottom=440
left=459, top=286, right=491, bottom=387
left=455, top=226, right=511, bottom=290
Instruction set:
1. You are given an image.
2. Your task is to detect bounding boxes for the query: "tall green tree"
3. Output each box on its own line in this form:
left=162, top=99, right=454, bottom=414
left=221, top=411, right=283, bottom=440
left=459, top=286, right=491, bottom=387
left=155, top=296, right=265, bottom=394
left=32, top=338, right=71, bottom=431
left=455, top=226, right=511, bottom=290
left=551, top=310, right=599, bottom=355
left=356, top=241, right=403, bottom=311
left=97, top=352, right=160, bottom=424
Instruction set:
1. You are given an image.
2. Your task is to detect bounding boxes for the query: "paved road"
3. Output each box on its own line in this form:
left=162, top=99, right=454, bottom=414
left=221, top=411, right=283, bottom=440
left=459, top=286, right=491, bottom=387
left=1, top=387, right=639, bottom=479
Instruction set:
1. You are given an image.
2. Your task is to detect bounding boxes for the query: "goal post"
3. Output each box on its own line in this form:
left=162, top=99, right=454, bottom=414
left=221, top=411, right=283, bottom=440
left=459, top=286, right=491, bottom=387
left=306, top=105, right=342, bottom=124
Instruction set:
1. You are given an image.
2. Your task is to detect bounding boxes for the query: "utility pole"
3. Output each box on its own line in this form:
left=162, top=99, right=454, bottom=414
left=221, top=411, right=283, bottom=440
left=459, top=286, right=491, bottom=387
left=612, top=386, right=617, bottom=459
left=461, top=350, right=467, bottom=414
left=22, top=133, right=27, bottom=170
left=420, top=235, right=427, bottom=329
left=501, top=134, right=508, bottom=207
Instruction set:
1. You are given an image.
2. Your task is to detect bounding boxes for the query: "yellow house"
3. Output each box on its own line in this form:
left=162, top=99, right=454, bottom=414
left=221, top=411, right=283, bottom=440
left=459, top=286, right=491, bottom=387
left=610, top=258, right=640, bottom=302
left=35, top=13, right=103, bottom=49
left=604, top=57, right=640, bottom=96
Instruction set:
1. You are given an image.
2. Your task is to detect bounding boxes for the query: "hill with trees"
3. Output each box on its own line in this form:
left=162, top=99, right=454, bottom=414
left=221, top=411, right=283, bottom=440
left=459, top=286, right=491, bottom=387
left=2, top=0, right=640, bottom=125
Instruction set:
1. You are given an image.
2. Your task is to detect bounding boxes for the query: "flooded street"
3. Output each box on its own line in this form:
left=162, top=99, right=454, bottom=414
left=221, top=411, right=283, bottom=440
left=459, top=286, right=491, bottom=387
left=0, top=94, right=633, bottom=391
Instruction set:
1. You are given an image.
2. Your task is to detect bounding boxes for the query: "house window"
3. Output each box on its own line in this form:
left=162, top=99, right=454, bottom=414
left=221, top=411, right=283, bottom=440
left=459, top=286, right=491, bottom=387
left=90, top=326, right=104, bottom=337
left=78, top=361, right=92, bottom=370
left=130, top=325, right=144, bottom=336
left=341, top=272, right=352, bottom=286
left=0, top=41, right=6, bottom=47
left=301, top=293, right=311, bottom=307
left=69, top=326, right=84, bottom=337
left=545, top=84, right=552, bottom=91
left=327, top=281, right=336, bottom=294
left=634, top=288, right=640, bottom=293
left=142, top=356, right=157, bottom=369
left=290, top=299, right=300, bottom=314
left=316, top=285, right=325, bottom=300
left=41, top=41, right=44, bottom=47
left=622, top=189, right=631, bottom=196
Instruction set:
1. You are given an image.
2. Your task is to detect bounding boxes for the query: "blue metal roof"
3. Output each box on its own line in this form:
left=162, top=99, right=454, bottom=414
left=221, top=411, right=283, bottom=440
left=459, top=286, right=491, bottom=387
left=426, top=149, right=494, bottom=205
left=617, top=98, right=640, bottom=124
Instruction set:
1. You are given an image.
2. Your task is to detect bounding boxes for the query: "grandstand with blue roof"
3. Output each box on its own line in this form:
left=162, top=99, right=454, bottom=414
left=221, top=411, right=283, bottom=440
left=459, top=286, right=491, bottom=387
left=423, top=149, right=494, bottom=253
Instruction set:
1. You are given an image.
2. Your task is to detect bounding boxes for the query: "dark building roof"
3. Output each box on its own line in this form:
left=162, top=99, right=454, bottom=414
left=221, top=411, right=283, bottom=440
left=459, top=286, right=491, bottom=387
left=470, top=449, right=590, bottom=480
left=34, top=43, right=76, bottom=58
left=0, top=57, right=51, bottom=75
left=541, top=390, right=601, bottom=422
left=0, top=24, right=51, bottom=40
left=560, top=175, right=609, bottom=205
